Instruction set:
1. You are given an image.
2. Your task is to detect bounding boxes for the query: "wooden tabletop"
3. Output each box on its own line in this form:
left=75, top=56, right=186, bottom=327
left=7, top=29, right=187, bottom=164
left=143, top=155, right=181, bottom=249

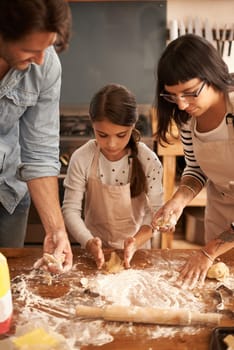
left=1, top=246, right=234, bottom=350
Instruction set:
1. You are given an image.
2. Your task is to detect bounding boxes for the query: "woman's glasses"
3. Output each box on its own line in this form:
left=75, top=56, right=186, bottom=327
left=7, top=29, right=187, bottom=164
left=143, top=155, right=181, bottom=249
left=160, top=81, right=206, bottom=104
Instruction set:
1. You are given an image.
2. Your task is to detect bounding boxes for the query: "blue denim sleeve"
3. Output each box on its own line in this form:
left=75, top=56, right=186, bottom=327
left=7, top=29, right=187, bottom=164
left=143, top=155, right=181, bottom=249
left=17, top=47, right=61, bottom=181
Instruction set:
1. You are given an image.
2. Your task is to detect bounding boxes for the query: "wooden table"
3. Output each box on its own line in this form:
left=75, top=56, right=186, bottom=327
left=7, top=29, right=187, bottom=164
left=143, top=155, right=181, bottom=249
left=1, top=247, right=234, bottom=350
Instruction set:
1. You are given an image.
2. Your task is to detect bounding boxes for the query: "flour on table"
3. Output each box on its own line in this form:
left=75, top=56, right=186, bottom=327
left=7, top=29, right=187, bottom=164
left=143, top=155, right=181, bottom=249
left=3, top=255, right=233, bottom=349
left=81, top=267, right=204, bottom=310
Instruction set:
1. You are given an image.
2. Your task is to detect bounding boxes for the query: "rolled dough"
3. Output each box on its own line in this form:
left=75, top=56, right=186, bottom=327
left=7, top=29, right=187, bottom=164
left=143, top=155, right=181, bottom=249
left=206, top=262, right=230, bottom=281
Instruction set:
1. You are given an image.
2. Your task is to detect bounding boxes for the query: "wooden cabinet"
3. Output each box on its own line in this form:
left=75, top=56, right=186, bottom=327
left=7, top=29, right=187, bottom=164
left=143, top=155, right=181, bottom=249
left=151, top=112, right=206, bottom=248
left=156, top=136, right=207, bottom=249
left=151, top=110, right=207, bottom=207
left=156, top=137, right=207, bottom=207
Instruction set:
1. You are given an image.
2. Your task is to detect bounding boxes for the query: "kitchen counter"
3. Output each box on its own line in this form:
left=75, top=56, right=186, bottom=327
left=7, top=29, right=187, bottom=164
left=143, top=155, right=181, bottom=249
left=0, top=247, right=234, bottom=350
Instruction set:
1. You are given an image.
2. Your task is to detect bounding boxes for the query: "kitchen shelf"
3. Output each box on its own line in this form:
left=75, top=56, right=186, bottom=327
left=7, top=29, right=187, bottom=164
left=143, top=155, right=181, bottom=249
left=151, top=110, right=207, bottom=249
left=151, top=109, right=207, bottom=208
left=156, top=139, right=207, bottom=207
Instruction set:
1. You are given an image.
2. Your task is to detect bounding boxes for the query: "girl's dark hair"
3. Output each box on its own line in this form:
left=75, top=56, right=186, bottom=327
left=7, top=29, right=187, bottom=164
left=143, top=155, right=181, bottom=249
left=89, top=83, right=148, bottom=197
left=154, top=34, right=234, bottom=144
left=0, top=0, right=71, bottom=52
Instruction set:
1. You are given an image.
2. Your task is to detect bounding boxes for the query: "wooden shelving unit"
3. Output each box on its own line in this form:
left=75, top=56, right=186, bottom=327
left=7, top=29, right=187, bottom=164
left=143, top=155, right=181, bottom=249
left=156, top=136, right=207, bottom=249
left=151, top=108, right=207, bottom=207
left=151, top=110, right=206, bottom=248
left=156, top=138, right=207, bottom=207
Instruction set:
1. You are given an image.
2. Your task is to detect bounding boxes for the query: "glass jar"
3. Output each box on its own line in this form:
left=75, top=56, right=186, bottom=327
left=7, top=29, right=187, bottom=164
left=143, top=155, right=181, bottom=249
left=0, top=252, right=13, bottom=334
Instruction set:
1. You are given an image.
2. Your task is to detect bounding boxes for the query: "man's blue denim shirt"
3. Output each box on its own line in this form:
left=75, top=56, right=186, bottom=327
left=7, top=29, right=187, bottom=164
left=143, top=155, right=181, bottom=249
left=0, top=46, right=61, bottom=214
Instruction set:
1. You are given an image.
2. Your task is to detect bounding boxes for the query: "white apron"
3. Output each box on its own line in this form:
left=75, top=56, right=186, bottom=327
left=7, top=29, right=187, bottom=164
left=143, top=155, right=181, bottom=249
left=191, top=97, right=234, bottom=242
left=84, top=147, right=151, bottom=249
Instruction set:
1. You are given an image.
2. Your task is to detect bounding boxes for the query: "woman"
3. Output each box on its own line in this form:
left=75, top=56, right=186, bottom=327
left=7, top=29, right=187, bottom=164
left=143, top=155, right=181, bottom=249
left=63, top=83, right=163, bottom=269
left=152, top=34, right=234, bottom=289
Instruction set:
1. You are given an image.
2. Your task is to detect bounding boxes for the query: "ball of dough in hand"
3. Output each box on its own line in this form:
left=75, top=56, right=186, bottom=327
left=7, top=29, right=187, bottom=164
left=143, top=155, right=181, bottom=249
left=155, top=213, right=177, bottom=230
left=43, top=253, right=65, bottom=271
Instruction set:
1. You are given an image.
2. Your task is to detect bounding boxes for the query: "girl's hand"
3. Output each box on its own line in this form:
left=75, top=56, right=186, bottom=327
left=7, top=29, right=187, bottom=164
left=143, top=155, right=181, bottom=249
left=86, top=237, right=105, bottom=269
left=178, top=250, right=213, bottom=289
left=124, top=237, right=137, bottom=268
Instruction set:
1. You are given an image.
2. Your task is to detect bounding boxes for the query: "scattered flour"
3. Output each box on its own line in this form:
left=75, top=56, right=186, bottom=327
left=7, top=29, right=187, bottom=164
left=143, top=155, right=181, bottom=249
left=2, top=255, right=233, bottom=349
left=83, top=268, right=204, bottom=310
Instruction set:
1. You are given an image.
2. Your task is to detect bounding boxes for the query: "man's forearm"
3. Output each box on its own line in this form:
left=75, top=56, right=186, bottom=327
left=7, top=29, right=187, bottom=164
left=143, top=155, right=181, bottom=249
left=27, top=176, right=66, bottom=236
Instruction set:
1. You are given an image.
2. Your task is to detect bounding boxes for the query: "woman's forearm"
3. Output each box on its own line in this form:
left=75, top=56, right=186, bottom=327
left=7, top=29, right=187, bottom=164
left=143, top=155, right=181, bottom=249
left=202, top=226, right=234, bottom=260
left=172, top=175, right=204, bottom=207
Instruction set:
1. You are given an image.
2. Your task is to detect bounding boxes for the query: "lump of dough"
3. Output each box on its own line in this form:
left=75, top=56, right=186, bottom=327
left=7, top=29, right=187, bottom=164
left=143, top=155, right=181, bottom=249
left=224, top=334, right=234, bottom=350
left=42, top=253, right=65, bottom=272
left=104, top=252, right=124, bottom=274
left=155, top=213, right=177, bottom=230
left=206, top=262, right=230, bottom=281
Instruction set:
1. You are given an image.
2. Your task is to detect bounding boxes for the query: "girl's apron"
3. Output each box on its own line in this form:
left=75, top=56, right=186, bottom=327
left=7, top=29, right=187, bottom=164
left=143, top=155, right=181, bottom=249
left=84, top=147, right=150, bottom=249
left=191, top=95, right=234, bottom=242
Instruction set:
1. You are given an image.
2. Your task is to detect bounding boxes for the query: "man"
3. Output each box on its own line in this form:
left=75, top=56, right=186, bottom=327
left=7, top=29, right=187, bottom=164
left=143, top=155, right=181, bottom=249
left=0, top=0, right=73, bottom=272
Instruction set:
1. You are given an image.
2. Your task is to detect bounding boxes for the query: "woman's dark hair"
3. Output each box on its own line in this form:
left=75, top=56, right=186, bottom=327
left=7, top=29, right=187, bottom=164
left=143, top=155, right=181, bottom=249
left=154, top=34, right=234, bottom=144
left=0, top=0, right=71, bottom=52
left=89, top=83, right=148, bottom=197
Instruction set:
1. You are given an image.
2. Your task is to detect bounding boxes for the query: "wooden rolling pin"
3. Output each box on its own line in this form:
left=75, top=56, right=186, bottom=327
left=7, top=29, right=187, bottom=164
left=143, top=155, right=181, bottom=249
left=76, top=304, right=222, bottom=326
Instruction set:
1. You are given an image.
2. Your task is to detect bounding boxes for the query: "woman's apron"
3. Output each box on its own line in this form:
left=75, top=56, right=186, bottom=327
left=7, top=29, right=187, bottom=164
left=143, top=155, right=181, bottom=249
left=191, top=97, right=234, bottom=242
left=84, top=147, right=150, bottom=249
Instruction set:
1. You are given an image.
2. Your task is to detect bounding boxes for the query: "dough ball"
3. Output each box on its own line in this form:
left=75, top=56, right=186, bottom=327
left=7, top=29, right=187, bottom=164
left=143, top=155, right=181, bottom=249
left=224, top=334, right=234, bottom=350
left=104, top=252, right=124, bottom=274
left=43, top=253, right=65, bottom=272
left=206, top=262, right=230, bottom=281
left=155, top=213, right=177, bottom=230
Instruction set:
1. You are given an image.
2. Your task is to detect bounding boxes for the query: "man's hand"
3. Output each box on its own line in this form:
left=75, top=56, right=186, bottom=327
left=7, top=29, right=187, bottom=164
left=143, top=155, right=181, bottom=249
left=34, top=230, right=73, bottom=273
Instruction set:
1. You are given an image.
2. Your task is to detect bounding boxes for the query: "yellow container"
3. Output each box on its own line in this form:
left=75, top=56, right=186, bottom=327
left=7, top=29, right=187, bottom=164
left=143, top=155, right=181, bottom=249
left=0, top=252, right=13, bottom=334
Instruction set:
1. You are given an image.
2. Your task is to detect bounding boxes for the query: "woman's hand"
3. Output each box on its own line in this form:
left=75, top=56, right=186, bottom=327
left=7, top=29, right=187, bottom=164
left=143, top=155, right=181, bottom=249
left=178, top=250, right=213, bottom=289
left=152, top=179, right=200, bottom=232
left=86, top=237, right=105, bottom=269
left=152, top=199, right=184, bottom=232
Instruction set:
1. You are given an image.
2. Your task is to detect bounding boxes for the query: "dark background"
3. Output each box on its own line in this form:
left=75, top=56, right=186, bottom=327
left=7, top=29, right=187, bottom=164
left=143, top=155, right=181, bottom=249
left=59, top=1, right=167, bottom=107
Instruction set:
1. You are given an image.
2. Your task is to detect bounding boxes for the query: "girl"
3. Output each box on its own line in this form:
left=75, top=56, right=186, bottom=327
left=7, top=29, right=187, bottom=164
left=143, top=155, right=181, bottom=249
left=62, top=83, right=163, bottom=269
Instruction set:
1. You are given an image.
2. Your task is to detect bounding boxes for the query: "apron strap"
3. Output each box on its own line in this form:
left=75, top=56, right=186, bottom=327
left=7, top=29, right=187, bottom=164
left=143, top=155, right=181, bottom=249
left=89, top=144, right=100, bottom=178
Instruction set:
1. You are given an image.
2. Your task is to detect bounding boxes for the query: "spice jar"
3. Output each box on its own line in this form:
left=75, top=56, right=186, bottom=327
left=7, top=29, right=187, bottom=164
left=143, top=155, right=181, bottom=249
left=0, top=252, right=13, bottom=334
